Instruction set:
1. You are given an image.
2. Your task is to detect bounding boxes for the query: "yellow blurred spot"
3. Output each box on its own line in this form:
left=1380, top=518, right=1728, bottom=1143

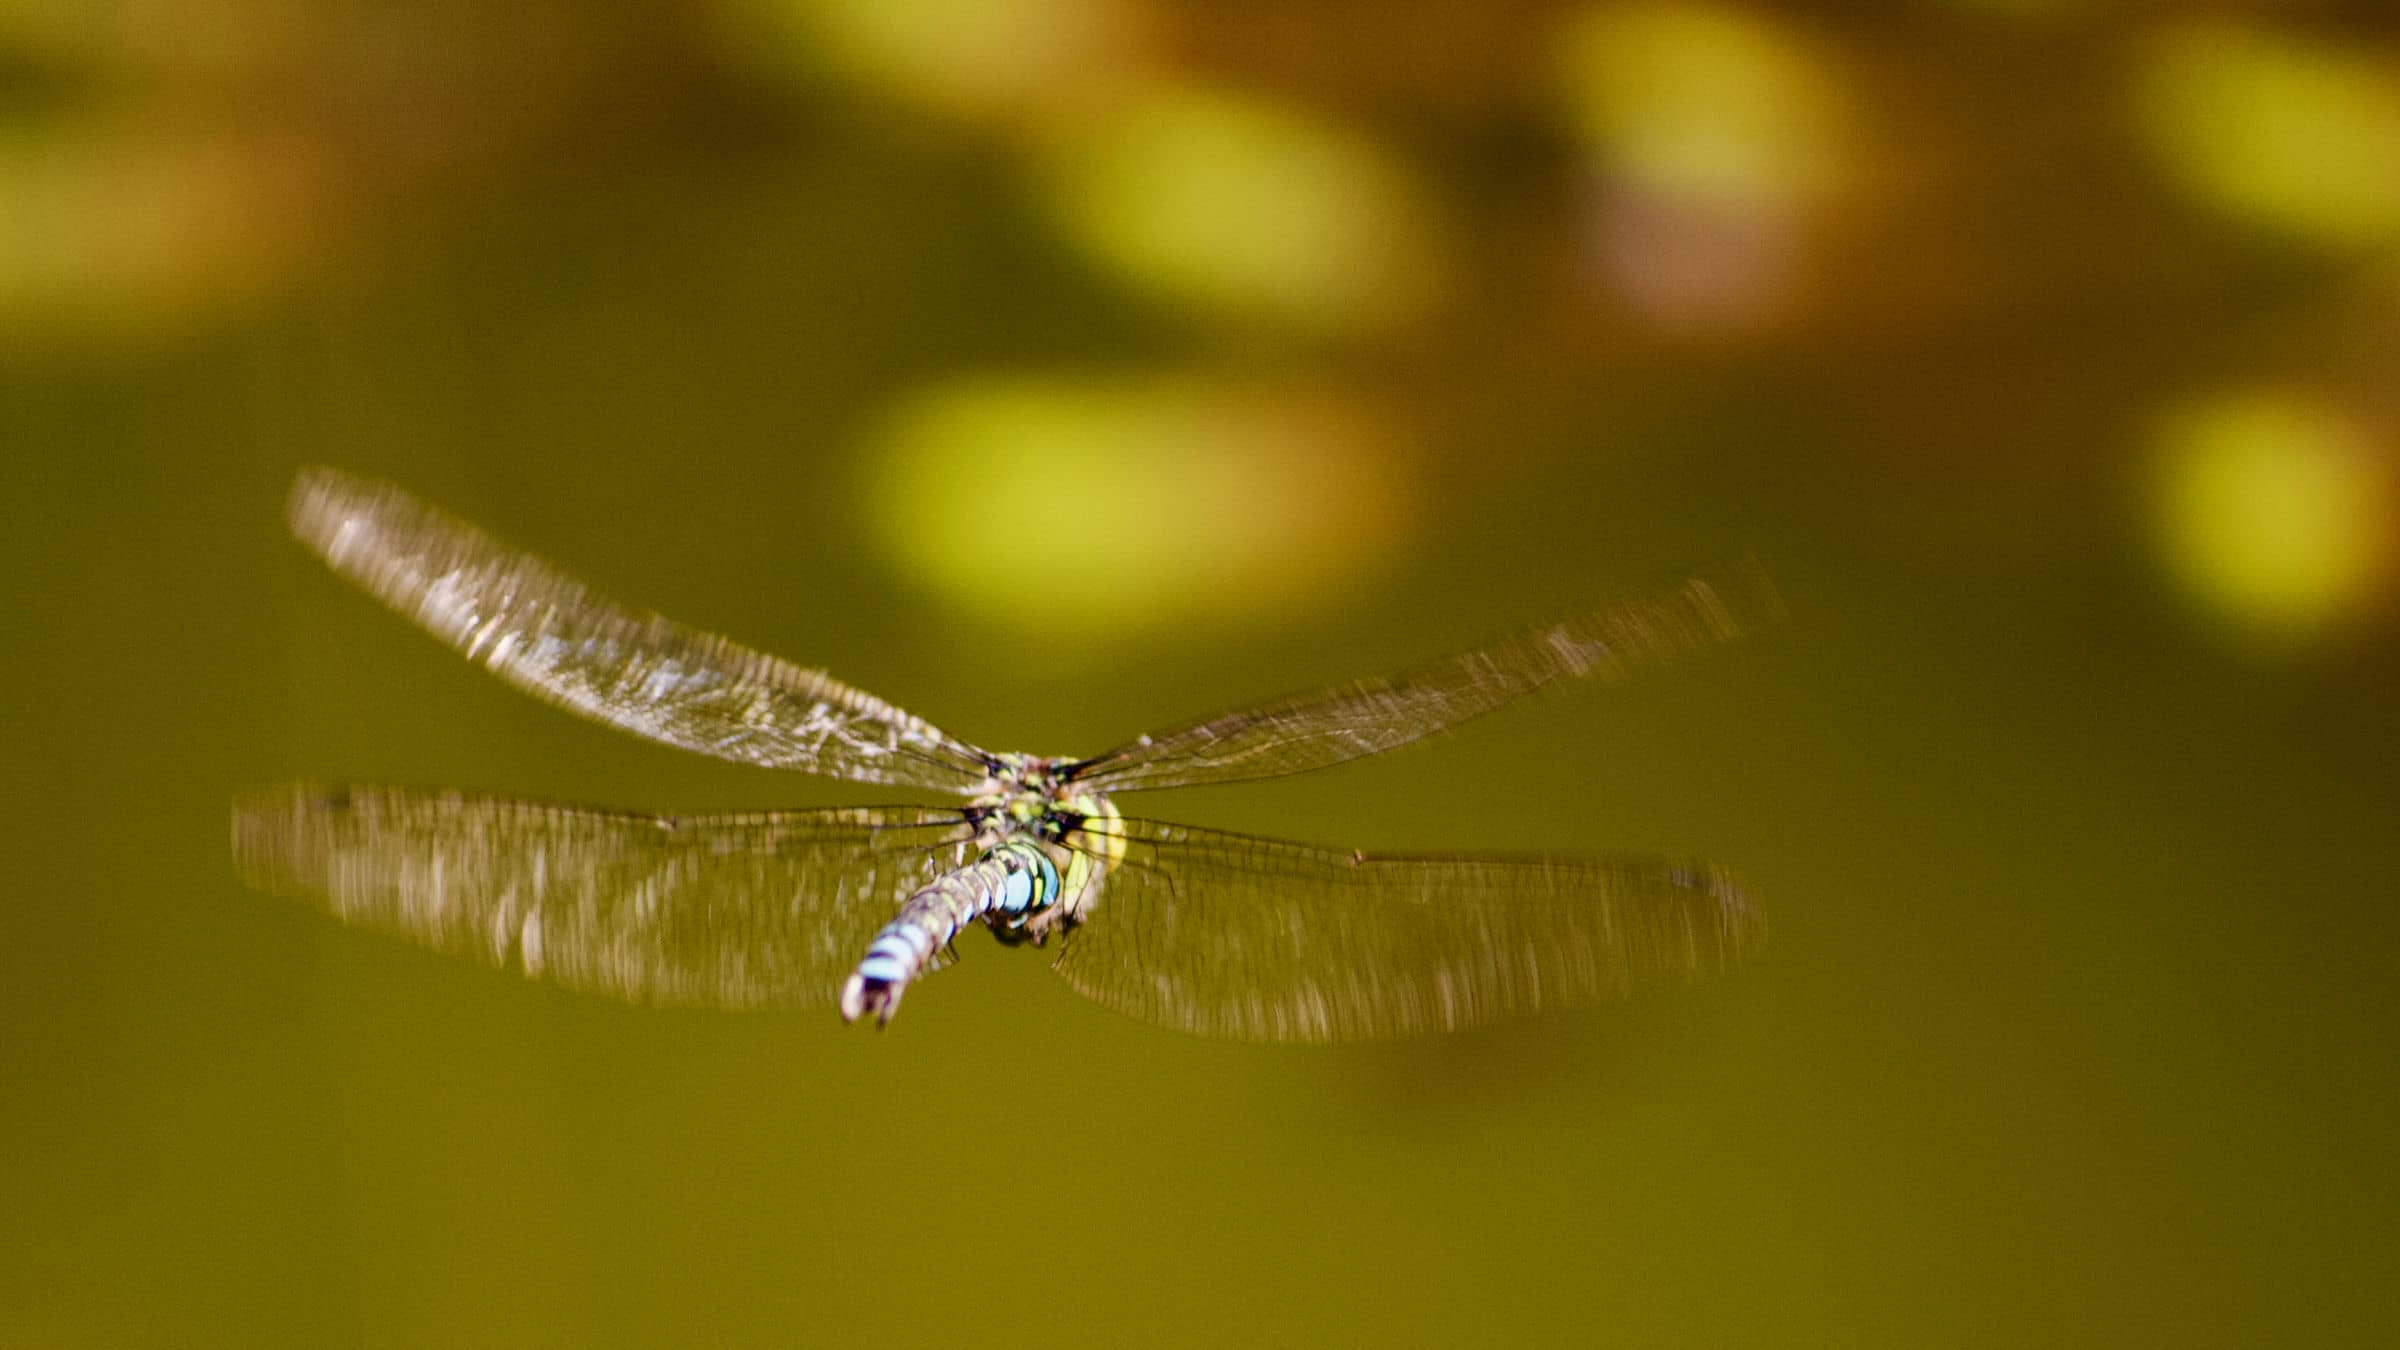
left=1556, top=3, right=1848, bottom=213
left=2155, top=391, right=2393, bottom=644
left=2134, top=22, right=2400, bottom=247
left=719, top=0, right=1145, bottom=117
left=1029, top=84, right=1442, bottom=333
left=863, top=375, right=1409, bottom=646
left=0, top=123, right=317, bottom=340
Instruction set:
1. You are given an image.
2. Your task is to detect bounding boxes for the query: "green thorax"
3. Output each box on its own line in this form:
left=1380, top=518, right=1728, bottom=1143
left=967, top=754, right=1126, bottom=922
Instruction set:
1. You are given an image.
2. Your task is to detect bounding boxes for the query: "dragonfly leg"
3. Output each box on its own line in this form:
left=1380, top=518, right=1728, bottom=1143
left=983, top=913, right=1036, bottom=947
left=1018, top=905, right=1079, bottom=946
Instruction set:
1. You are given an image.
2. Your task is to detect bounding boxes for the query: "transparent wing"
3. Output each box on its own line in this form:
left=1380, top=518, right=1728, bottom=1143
left=1051, top=817, right=1762, bottom=1043
left=231, top=784, right=976, bottom=1009
left=289, top=468, right=996, bottom=791
left=1064, top=560, right=1781, bottom=793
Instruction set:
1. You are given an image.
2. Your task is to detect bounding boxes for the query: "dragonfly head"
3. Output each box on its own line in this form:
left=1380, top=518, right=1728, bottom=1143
left=972, top=751, right=1077, bottom=798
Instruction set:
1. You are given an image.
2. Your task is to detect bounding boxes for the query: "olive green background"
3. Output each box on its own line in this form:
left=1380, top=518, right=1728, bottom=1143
left=5, top=5, right=2397, bottom=1347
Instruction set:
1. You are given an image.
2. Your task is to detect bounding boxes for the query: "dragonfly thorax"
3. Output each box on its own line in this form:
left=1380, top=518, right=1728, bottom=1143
left=963, top=758, right=1126, bottom=929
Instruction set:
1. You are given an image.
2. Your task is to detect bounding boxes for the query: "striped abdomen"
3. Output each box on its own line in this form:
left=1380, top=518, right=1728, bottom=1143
left=838, top=840, right=1062, bottom=1026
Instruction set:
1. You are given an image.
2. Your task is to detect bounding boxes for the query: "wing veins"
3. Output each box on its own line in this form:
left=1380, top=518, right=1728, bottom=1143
left=1054, top=816, right=1761, bottom=1042
left=232, top=784, right=975, bottom=1009
left=289, top=468, right=996, bottom=791
left=1064, top=559, right=1780, bottom=794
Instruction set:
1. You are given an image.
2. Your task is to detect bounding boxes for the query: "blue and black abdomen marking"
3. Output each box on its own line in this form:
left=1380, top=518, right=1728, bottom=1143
left=841, top=839, right=1064, bottom=1024
left=986, top=838, right=1061, bottom=932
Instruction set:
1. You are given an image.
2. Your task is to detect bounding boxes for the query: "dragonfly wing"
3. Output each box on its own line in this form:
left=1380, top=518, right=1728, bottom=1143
left=290, top=468, right=995, bottom=791
left=232, top=785, right=975, bottom=1010
left=1064, top=560, right=1781, bottom=793
left=1051, top=817, right=1762, bottom=1042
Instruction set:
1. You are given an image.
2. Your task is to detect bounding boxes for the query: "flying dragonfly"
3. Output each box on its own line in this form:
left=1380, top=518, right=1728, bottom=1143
left=232, top=468, right=1779, bottom=1043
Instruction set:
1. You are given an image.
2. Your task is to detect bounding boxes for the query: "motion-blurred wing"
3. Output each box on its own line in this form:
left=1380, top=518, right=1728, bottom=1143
left=232, top=785, right=974, bottom=1009
left=1064, top=560, right=1781, bottom=793
left=289, top=468, right=994, bottom=791
left=1052, top=818, right=1761, bottom=1042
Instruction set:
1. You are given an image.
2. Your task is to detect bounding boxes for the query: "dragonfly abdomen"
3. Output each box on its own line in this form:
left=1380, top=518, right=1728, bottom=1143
left=838, top=840, right=1061, bottom=1026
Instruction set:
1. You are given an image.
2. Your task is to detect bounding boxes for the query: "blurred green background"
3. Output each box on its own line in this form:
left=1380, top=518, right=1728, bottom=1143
left=5, top=1, right=2398, bottom=1345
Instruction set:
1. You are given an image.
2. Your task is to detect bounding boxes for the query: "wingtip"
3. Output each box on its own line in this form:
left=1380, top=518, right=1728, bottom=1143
left=1694, top=862, right=1767, bottom=958
left=1682, top=553, right=1787, bottom=639
left=1727, top=552, right=1789, bottom=629
left=286, top=465, right=377, bottom=553
left=229, top=781, right=333, bottom=896
left=287, top=462, right=349, bottom=512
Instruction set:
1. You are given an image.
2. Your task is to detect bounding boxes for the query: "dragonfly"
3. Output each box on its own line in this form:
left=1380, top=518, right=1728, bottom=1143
left=232, top=468, right=1779, bottom=1042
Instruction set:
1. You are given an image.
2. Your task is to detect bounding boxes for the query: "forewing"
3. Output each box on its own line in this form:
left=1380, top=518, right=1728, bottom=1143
left=232, top=785, right=974, bottom=1009
left=289, top=468, right=994, bottom=791
left=1065, top=560, right=1781, bottom=793
left=1052, top=818, right=1761, bottom=1043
